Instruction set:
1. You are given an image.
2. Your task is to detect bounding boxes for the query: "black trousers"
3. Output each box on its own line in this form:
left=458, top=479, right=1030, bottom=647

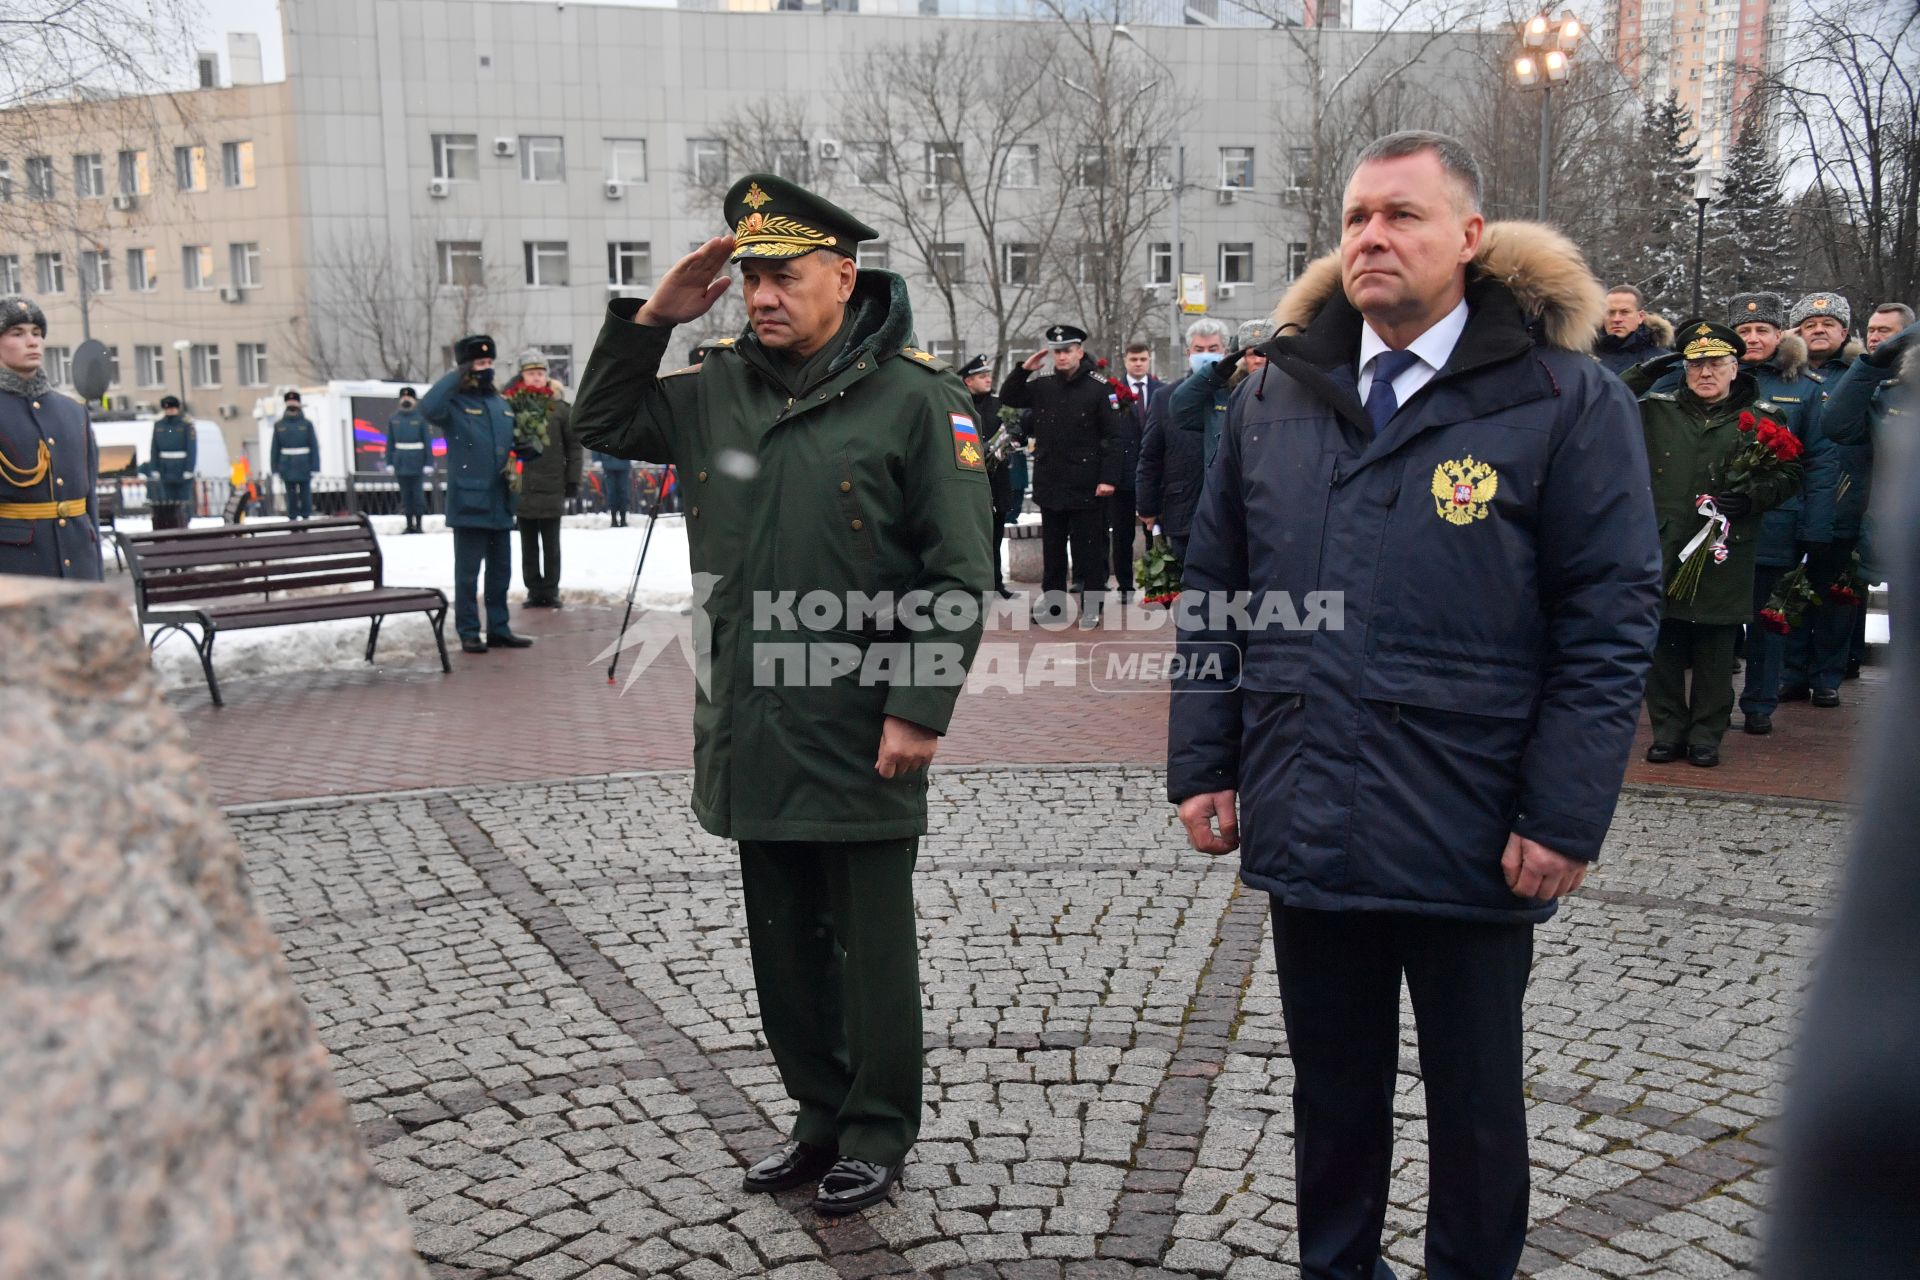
left=519, top=516, right=562, bottom=601
left=605, top=472, right=630, bottom=517
left=1039, top=505, right=1106, bottom=595
left=1106, top=487, right=1138, bottom=591
left=1273, top=903, right=1534, bottom=1280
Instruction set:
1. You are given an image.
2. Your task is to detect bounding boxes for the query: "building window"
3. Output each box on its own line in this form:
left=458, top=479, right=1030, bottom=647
left=126, top=247, right=157, bottom=291
left=80, top=249, right=112, bottom=293
left=34, top=252, right=64, bottom=293
left=1218, top=242, right=1253, bottom=284
left=1220, top=146, right=1254, bottom=189
left=926, top=141, right=963, bottom=187
left=238, top=342, right=269, bottom=386
left=229, top=242, right=262, bottom=289
left=608, top=241, right=651, bottom=287
left=856, top=241, right=890, bottom=270
left=1075, top=242, right=1108, bottom=284
left=1148, top=242, right=1173, bottom=285
left=182, top=244, right=214, bottom=290
left=1075, top=146, right=1107, bottom=189
left=1131, top=146, right=1173, bottom=188
left=43, top=346, right=72, bottom=387
left=1288, top=241, right=1309, bottom=281
left=606, top=137, right=647, bottom=185
left=536, top=346, right=573, bottom=385
left=436, top=240, right=483, bottom=286
left=519, top=135, right=564, bottom=183
left=0, top=255, right=19, bottom=294
left=135, top=345, right=165, bottom=388
left=221, top=140, right=255, bottom=188
left=73, top=153, right=106, bottom=198
left=190, top=343, right=221, bottom=388
left=930, top=242, right=965, bottom=283
left=847, top=141, right=888, bottom=186
left=0, top=160, right=11, bottom=202
left=1001, top=143, right=1039, bottom=190
left=1000, top=242, right=1039, bottom=287
left=432, top=133, right=478, bottom=181
left=929, top=340, right=962, bottom=364
left=173, top=144, right=207, bottom=192
left=524, top=241, right=569, bottom=287
left=26, top=156, right=54, bottom=200
left=118, top=148, right=150, bottom=196
left=689, top=138, right=727, bottom=187
left=1287, top=146, right=1313, bottom=190
left=772, top=139, right=809, bottom=184
left=102, top=345, right=121, bottom=385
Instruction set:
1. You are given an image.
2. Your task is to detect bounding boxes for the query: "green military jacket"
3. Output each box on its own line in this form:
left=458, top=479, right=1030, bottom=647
left=1627, top=367, right=1802, bottom=625
left=573, top=270, right=994, bottom=842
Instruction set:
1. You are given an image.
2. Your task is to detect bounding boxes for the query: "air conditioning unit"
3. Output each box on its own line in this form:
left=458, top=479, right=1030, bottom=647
left=428, top=177, right=450, bottom=198
left=218, top=285, right=243, bottom=303
left=817, top=139, right=843, bottom=160
left=218, top=403, right=240, bottom=419
left=492, top=137, right=517, bottom=158
left=604, top=179, right=624, bottom=199
left=1217, top=282, right=1240, bottom=299
left=1142, top=282, right=1166, bottom=296
left=1215, top=187, right=1239, bottom=205
left=111, top=193, right=138, bottom=212
left=917, top=184, right=937, bottom=202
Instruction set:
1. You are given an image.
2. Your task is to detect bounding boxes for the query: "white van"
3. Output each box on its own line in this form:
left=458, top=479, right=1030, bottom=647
left=91, top=416, right=232, bottom=482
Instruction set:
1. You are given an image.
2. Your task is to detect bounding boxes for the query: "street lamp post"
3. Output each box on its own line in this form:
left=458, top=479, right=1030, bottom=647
left=1514, top=11, right=1583, bottom=224
left=172, top=338, right=192, bottom=410
left=1113, top=24, right=1185, bottom=361
left=1691, top=168, right=1715, bottom=317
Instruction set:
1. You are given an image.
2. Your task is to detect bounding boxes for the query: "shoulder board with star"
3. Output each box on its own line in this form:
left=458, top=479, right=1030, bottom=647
left=1090, top=371, right=1112, bottom=384
left=1755, top=399, right=1784, bottom=416
left=896, top=347, right=952, bottom=373
left=661, top=363, right=705, bottom=379
left=1805, top=369, right=1827, bottom=384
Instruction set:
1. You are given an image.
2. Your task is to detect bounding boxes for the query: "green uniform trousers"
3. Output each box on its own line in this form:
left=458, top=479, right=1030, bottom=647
left=738, top=837, right=922, bottom=1166
left=1648, top=618, right=1739, bottom=747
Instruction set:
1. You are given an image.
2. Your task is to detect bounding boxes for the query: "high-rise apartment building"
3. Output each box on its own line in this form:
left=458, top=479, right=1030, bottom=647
left=1605, top=0, right=1786, bottom=173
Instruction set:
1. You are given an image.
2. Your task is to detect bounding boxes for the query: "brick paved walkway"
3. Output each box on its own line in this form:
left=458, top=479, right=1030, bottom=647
left=229, top=771, right=1842, bottom=1279
left=173, top=599, right=1879, bottom=808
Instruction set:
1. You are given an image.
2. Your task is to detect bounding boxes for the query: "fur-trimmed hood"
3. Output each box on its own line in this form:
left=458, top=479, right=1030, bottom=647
left=1767, top=332, right=1810, bottom=381
left=1645, top=313, right=1674, bottom=348
left=1271, top=221, right=1606, bottom=354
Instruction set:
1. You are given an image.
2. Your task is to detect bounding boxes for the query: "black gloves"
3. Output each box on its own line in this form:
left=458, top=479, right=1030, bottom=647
left=1711, top=492, right=1753, bottom=518
left=565, top=482, right=580, bottom=499
left=1803, top=542, right=1843, bottom=587
left=1641, top=351, right=1685, bottom=378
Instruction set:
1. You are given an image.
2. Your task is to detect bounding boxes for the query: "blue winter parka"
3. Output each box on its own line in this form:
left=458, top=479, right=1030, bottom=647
left=417, top=369, right=538, bottom=531
left=1168, top=224, right=1663, bottom=923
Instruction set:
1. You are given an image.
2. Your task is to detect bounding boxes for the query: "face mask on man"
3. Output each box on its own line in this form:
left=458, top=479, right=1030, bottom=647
left=1189, top=351, right=1227, bottom=375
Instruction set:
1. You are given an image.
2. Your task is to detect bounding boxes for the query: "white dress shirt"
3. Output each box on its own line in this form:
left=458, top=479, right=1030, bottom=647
left=1356, top=298, right=1470, bottom=408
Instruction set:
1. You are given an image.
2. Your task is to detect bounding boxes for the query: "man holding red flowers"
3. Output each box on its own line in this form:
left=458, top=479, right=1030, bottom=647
left=1622, top=321, right=1805, bottom=766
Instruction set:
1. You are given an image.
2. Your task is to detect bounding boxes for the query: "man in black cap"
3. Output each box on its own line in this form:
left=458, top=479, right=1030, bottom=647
left=0, top=294, right=101, bottom=580
left=573, top=173, right=992, bottom=1215
left=417, top=334, right=539, bottom=653
left=146, top=395, right=197, bottom=530
left=385, top=386, right=433, bottom=533
left=998, top=323, right=1127, bottom=625
left=962, top=354, right=1018, bottom=598
left=270, top=389, right=319, bottom=519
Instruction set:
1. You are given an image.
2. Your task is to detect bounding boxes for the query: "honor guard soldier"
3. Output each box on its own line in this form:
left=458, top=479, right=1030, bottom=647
left=0, top=295, right=101, bottom=580
left=386, top=387, right=433, bottom=533
left=961, top=353, right=1019, bottom=598
left=998, top=322, right=1127, bottom=626
left=271, top=389, right=319, bottom=519
left=145, top=395, right=197, bottom=529
left=574, top=174, right=993, bottom=1216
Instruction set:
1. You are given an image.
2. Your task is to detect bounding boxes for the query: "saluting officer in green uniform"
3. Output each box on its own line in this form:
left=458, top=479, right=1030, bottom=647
left=574, top=174, right=993, bottom=1216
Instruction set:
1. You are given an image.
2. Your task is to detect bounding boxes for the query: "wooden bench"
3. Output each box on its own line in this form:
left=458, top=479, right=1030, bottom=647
left=117, top=514, right=450, bottom=707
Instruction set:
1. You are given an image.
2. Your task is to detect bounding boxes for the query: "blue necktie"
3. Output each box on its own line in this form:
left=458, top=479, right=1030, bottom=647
left=1364, top=349, right=1420, bottom=433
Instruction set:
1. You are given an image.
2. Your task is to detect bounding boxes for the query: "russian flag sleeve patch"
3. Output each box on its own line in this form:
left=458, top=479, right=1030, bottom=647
left=950, top=412, right=986, bottom=471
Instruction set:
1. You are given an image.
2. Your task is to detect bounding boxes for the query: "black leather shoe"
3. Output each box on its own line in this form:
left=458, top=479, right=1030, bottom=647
left=460, top=637, right=487, bottom=654
left=1645, top=742, right=1682, bottom=764
left=1743, top=713, right=1773, bottom=735
left=1811, top=687, right=1840, bottom=707
left=812, top=1158, right=901, bottom=1216
left=487, top=631, right=534, bottom=649
left=742, top=1141, right=836, bottom=1194
left=1777, top=683, right=1810, bottom=702
left=1845, top=660, right=1863, bottom=680
left=1687, top=745, right=1721, bottom=768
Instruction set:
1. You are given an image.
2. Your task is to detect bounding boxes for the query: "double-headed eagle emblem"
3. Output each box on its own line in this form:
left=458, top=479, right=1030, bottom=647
left=1430, top=455, right=1499, bottom=526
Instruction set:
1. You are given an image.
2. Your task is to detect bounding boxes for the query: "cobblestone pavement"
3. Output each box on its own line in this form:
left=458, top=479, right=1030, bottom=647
left=228, top=767, right=1842, bottom=1279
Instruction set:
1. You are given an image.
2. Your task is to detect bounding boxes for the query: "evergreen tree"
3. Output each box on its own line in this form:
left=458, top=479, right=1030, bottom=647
left=1703, top=105, right=1799, bottom=304
left=1625, top=94, right=1702, bottom=317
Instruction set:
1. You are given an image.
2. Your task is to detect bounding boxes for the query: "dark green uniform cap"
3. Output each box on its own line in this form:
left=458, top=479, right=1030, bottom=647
left=724, top=173, right=878, bottom=262
left=1677, top=319, right=1746, bottom=362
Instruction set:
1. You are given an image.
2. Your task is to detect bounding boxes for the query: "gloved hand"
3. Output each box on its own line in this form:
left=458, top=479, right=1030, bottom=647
left=565, top=481, right=580, bottom=499
left=1802, top=542, right=1843, bottom=587
left=1711, top=492, right=1753, bottom=518
left=1640, top=351, right=1685, bottom=378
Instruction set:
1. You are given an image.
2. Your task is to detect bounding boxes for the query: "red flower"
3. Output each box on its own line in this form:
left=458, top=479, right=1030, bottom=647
left=1828, top=585, right=1860, bottom=606
left=1143, top=592, right=1178, bottom=607
left=1760, top=608, right=1791, bottom=634
left=1738, top=411, right=1758, bottom=433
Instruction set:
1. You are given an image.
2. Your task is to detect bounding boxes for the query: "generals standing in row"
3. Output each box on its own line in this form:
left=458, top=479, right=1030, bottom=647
left=574, top=174, right=993, bottom=1217
left=0, top=295, right=101, bottom=580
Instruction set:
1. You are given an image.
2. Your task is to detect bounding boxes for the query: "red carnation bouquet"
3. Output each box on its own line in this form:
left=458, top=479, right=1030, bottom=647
left=1761, top=566, right=1821, bottom=633
left=1098, top=360, right=1140, bottom=412
left=1826, top=547, right=1865, bottom=606
left=1670, top=409, right=1804, bottom=602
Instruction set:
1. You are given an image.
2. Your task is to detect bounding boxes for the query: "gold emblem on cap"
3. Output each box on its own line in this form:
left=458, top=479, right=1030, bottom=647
left=1697, top=324, right=1713, bottom=335
left=1747, top=302, right=1759, bottom=312
left=743, top=182, right=772, bottom=210
left=1814, top=297, right=1830, bottom=309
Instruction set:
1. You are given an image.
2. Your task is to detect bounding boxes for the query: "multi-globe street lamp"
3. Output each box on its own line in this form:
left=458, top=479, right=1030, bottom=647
left=1513, top=10, right=1584, bottom=223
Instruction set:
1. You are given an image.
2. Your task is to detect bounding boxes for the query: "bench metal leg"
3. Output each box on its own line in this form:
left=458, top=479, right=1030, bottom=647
left=428, top=605, right=451, bottom=673
left=365, top=615, right=384, bottom=663
left=146, top=620, right=221, bottom=706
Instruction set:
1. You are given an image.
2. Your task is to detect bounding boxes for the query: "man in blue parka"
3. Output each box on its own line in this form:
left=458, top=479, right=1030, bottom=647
left=385, top=386, right=432, bottom=533
left=418, top=334, right=539, bottom=653
left=1169, top=133, right=1661, bottom=1280
left=0, top=295, right=101, bottom=580
left=270, top=389, right=319, bottom=519
left=145, top=395, right=198, bottom=529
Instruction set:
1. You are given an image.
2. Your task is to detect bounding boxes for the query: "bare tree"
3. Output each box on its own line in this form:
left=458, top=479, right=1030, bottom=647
left=300, top=232, right=518, bottom=382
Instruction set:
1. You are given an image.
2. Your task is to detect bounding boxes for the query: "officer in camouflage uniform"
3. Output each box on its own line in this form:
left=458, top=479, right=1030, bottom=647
left=0, top=295, right=101, bottom=580
left=575, top=174, right=993, bottom=1217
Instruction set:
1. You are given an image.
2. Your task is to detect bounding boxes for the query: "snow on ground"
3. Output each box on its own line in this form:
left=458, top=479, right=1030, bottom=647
left=140, top=513, right=692, bottom=691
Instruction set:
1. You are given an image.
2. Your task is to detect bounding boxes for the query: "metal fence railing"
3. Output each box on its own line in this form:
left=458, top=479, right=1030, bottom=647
left=96, top=465, right=688, bottom=522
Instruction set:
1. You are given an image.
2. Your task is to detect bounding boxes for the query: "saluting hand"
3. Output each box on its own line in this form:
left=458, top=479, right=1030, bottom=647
left=1501, top=832, right=1588, bottom=901
left=876, top=714, right=939, bottom=779
left=1021, top=348, right=1050, bottom=373
left=637, top=236, right=736, bottom=327
left=1178, top=790, right=1239, bottom=855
